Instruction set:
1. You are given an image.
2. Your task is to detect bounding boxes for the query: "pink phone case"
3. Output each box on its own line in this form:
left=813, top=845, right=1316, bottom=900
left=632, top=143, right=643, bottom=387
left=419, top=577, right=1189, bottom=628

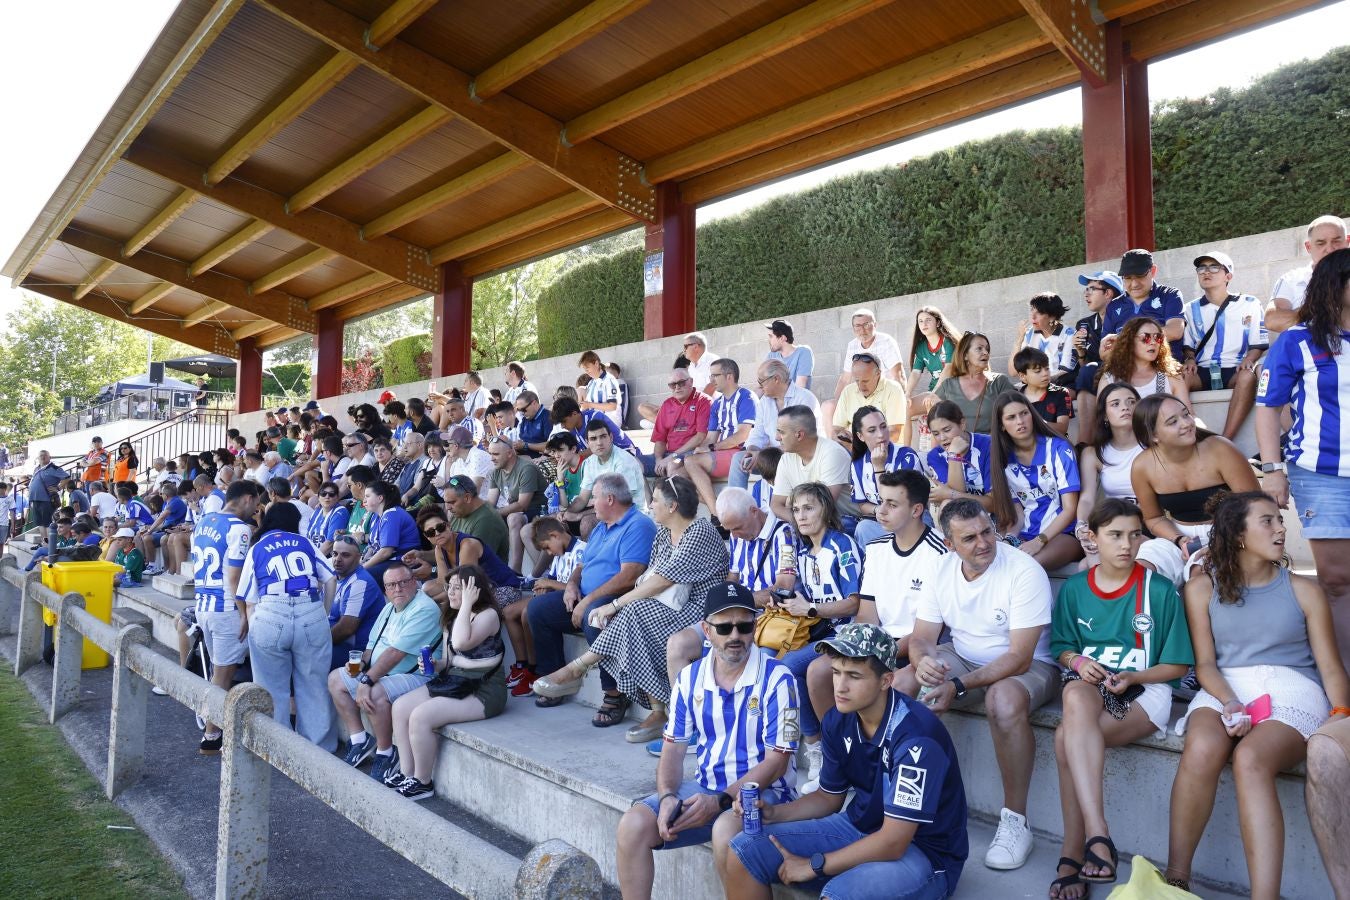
left=1246, top=694, right=1273, bottom=725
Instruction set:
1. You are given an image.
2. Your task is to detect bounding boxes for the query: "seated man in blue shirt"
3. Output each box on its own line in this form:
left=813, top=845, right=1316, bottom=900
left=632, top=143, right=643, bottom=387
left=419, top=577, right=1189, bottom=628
left=615, top=583, right=799, bottom=898
left=137, top=480, right=189, bottom=577
left=719, top=623, right=969, bottom=900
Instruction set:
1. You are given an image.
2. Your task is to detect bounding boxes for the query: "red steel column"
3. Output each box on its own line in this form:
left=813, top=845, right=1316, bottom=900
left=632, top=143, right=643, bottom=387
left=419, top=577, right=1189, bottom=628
left=235, top=338, right=263, bottom=414
left=432, top=261, right=472, bottom=378
left=643, top=181, right=696, bottom=340
left=1081, top=21, right=1154, bottom=262
left=313, top=308, right=344, bottom=400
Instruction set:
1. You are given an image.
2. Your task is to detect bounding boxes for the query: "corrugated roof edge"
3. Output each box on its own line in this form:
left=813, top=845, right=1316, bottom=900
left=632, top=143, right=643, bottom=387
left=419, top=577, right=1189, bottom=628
left=2, top=0, right=244, bottom=283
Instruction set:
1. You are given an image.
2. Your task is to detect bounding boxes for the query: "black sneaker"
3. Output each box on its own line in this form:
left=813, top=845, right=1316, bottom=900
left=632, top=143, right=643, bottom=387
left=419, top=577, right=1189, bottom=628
left=1174, top=668, right=1200, bottom=702
left=369, top=747, right=399, bottom=783
left=383, top=766, right=411, bottom=789
left=343, top=735, right=375, bottom=767
left=397, top=778, right=435, bottom=802
left=199, top=733, right=223, bottom=756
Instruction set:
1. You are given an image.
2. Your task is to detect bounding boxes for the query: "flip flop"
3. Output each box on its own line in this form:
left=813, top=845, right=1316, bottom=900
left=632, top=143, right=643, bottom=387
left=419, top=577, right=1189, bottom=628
left=1081, top=836, right=1118, bottom=884
left=1049, top=857, right=1090, bottom=899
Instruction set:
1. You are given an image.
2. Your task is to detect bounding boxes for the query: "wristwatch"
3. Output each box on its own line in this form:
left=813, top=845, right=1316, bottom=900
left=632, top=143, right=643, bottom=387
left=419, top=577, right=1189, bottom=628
left=810, top=852, right=828, bottom=879
left=718, top=792, right=734, bottom=812
left=1259, top=461, right=1286, bottom=474
left=951, top=677, right=967, bottom=699
left=357, top=673, right=375, bottom=687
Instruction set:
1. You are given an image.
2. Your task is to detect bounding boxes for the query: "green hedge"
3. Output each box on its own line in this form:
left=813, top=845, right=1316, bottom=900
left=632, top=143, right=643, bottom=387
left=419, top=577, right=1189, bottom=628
left=381, top=334, right=432, bottom=386
left=536, top=47, right=1350, bottom=355
left=262, top=363, right=309, bottom=398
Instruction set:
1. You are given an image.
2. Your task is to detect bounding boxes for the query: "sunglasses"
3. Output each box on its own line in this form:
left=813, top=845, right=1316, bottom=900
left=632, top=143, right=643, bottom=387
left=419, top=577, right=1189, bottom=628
left=1137, top=332, right=1164, bottom=344
left=667, top=378, right=690, bottom=389
left=708, top=621, right=755, bottom=636
left=423, top=522, right=449, bottom=537
left=319, top=490, right=337, bottom=498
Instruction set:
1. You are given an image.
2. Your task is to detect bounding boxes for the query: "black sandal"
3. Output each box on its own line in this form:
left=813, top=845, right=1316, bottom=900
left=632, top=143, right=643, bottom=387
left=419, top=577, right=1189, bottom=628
left=1081, top=836, right=1118, bottom=884
left=592, top=693, right=630, bottom=727
left=1049, top=857, right=1090, bottom=899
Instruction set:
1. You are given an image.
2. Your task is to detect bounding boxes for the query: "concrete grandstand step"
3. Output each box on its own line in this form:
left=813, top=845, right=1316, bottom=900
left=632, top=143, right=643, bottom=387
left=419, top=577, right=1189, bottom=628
left=151, top=571, right=193, bottom=600
left=113, top=583, right=190, bottom=648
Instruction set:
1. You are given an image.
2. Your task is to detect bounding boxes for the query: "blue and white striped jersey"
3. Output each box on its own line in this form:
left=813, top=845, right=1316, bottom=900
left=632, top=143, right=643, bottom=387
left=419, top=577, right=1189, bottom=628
left=1258, top=325, right=1350, bottom=476
left=800, top=530, right=862, bottom=614
left=544, top=537, right=587, bottom=584
left=191, top=512, right=252, bottom=612
left=849, top=443, right=923, bottom=505
left=237, top=530, right=335, bottom=603
left=120, top=497, right=155, bottom=526
left=306, top=504, right=350, bottom=546
left=709, top=386, right=756, bottom=445
left=585, top=371, right=623, bottom=428
left=666, top=644, right=799, bottom=798
left=925, top=432, right=994, bottom=496
left=1182, top=293, right=1266, bottom=369
left=728, top=516, right=798, bottom=592
left=1002, top=436, right=1080, bottom=542
left=1020, top=324, right=1076, bottom=374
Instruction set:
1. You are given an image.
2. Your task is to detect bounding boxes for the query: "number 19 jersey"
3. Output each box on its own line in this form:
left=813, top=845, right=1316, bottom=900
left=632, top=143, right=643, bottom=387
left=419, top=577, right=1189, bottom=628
left=192, top=512, right=252, bottom=612
left=238, top=530, right=334, bottom=603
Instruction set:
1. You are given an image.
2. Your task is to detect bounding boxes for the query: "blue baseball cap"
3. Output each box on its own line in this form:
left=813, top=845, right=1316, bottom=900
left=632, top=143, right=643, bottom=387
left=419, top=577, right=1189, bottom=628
left=1077, top=270, right=1124, bottom=296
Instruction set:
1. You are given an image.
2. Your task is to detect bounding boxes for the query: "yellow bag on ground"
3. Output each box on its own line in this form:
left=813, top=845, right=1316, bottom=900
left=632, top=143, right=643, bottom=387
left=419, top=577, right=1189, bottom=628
left=1108, top=856, right=1200, bottom=899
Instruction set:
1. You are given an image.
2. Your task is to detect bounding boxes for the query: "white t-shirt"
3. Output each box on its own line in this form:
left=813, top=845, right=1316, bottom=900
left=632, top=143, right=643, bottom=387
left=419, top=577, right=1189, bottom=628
left=1271, top=262, right=1313, bottom=310
left=448, top=447, right=494, bottom=500
left=859, top=528, right=948, bottom=639
left=90, top=491, right=119, bottom=520
left=462, top=387, right=487, bottom=420
left=843, top=332, right=903, bottom=375
left=915, top=541, right=1054, bottom=667
left=774, top=438, right=851, bottom=495
left=687, top=353, right=715, bottom=395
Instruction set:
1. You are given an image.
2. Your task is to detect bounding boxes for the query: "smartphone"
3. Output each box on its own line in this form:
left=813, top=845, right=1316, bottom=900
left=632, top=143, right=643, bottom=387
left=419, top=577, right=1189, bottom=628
left=1183, top=537, right=1203, bottom=556
left=664, top=797, right=684, bottom=831
left=1246, top=693, right=1273, bottom=726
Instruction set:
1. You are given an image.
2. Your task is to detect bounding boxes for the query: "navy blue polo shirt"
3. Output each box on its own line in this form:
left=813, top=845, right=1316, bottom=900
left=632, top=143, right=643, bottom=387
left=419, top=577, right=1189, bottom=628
left=1102, top=283, right=1184, bottom=360
left=517, top=407, right=552, bottom=456
left=818, top=689, right=968, bottom=884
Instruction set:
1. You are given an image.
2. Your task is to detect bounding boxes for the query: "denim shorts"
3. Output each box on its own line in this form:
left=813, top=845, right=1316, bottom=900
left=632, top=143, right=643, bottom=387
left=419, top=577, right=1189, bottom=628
left=636, top=781, right=786, bottom=850
left=731, top=812, right=951, bottom=899
left=338, top=668, right=431, bottom=703
left=1287, top=465, right=1350, bottom=539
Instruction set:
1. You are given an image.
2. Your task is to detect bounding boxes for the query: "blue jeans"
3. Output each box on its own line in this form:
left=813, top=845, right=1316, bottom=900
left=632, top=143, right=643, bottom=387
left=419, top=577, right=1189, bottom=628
left=727, top=450, right=753, bottom=489
left=780, top=641, right=830, bottom=737
left=248, top=598, right=336, bottom=751
left=853, top=518, right=888, bottom=546
left=526, top=589, right=617, bottom=691
left=639, top=781, right=788, bottom=849
left=731, top=812, right=951, bottom=899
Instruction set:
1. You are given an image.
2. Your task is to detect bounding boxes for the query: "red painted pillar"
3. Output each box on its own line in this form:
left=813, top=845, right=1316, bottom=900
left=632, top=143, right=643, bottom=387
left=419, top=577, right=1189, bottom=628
left=1081, top=21, right=1154, bottom=262
left=313, top=308, right=344, bottom=400
left=432, top=261, right=473, bottom=378
left=643, top=181, right=696, bottom=340
left=235, top=338, right=263, bottom=414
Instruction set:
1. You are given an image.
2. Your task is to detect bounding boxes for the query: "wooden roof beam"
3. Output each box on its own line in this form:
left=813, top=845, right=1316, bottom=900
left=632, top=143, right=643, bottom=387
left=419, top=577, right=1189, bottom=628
left=73, top=259, right=119, bottom=300
left=251, top=247, right=337, bottom=294
left=334, top=283, right=427, bottom=322
left=308, top=271, right=394, bottom=310
left=1017, top=0, right=1108, bottom=86
left=364, top=0, right=439, bottom=49
left=183, top=300, right=234, bottom=327
left=429, top=193, right=600, bottom=264
left=21, top=281, right=237, bottom=357
left=646, top=16, right=1049, bottom=183
left=231, top=319, right=275, bottom=341
left=129, top=282, right=175, bottom=314
left=254, top=326, right=306, bottom=350
left=255, top=0, right=656, bottom=223
left=124, top=143, right=440, bottom=293
left=1122, top=0, right=1325, bottom=61
left=681, top=52, right=1077, bottom=205
left=288, top=105, right=451, bottom=213
left=206, top=52, right=359, bottom=186
left=563, top=0, right=893, bottom=144
left=58, top=226, right=318, bottom=332
left=124, top=188, right=198, bottom=256
left=361, top=152, right=529, bottom=239
left=471, top=0, right=652, bottom=101
left=462, top=209, right=635, bottom=278
left=191, top=220, right=274, bottom=276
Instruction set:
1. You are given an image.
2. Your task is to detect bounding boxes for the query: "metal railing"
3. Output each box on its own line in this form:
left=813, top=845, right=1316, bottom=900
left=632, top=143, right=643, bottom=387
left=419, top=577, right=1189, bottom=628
left=0, top=556, right=600, bottom=900
left=52, top=390, right=235, bottom=436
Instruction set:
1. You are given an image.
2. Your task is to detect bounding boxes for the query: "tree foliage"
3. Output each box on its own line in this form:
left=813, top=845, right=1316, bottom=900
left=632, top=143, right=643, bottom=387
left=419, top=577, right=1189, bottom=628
left=535, top=47, right=1350, bottom=356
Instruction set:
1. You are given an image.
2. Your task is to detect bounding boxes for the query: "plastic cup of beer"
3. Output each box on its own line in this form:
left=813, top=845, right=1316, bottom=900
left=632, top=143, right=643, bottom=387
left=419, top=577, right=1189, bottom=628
left=346, top=650, right=363, bottom=677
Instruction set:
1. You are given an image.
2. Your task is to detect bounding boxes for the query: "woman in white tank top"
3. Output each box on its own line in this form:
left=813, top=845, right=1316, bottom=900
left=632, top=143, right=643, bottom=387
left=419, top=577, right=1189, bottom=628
left=1096, top=317, right=1191, bottom=408
left=1076, top=383, right=1144, bottom=565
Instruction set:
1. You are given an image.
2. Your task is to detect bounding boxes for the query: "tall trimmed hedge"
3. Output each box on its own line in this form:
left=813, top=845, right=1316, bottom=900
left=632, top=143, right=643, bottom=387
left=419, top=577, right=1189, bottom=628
left=381, top=334, right=432, bottom=386
left=536, top=47, right=1350, bottom=356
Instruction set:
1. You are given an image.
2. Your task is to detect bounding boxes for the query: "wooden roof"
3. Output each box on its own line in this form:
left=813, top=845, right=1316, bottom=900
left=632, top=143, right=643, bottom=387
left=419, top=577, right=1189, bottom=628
left=3, top=0, right=1325, bottom=356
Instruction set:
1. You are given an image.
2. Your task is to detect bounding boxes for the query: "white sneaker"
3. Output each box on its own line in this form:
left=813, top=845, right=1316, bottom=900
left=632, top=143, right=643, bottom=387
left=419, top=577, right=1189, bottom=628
left=151, top=685, right=168, bottom=696
left=984, top=808, right=1033, bottom=869
left=798, top=743, right=823, bottom=794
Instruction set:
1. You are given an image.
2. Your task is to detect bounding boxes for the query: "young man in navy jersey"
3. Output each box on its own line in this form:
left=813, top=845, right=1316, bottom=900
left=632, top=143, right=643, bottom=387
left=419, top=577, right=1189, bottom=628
left=719, top=622, right=968, bottom=898
left=615, top=582, right=799, bottom=899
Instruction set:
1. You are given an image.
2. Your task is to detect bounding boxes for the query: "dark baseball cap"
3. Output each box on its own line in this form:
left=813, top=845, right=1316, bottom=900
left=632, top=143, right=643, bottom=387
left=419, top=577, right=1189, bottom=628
left=765, top=319, right=794, bottom=341
left=1118, top=249, right=1154, bottom=277
left=815, top=622, right=899, bottom=671
left=703, top=582, right=756, bottom=618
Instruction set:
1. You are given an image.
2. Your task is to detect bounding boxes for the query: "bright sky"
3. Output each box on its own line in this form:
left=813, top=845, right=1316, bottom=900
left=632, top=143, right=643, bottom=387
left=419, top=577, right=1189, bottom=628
left=1, top=1, right=1347, bottom=320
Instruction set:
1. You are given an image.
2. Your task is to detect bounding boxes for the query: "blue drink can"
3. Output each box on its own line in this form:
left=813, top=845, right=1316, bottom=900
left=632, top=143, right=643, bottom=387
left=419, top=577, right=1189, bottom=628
left=419, top=646, right=434, bottom=676
left=740, top=782, right=762, bottom=836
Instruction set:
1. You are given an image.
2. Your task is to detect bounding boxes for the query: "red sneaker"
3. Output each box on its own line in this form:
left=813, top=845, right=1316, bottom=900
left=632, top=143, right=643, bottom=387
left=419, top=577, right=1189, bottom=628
left=507, top=662, right=528, bottom=688
left=510, top=670, right=538, bottom=697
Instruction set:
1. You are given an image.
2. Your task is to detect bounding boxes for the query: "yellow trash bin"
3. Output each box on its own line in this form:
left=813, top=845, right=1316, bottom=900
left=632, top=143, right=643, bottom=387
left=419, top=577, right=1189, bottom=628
left=41, top=561, right=125, bottom=669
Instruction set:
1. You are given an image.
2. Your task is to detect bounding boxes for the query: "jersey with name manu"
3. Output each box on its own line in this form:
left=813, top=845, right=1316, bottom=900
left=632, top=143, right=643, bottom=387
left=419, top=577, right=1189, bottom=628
left=238, top=530, right=334, bottom=602
left=925, top=432, right=993, bottom=496
left=191, top=512, right=252, bottom=612
left=1002, top=435, right=1080, bottom=542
